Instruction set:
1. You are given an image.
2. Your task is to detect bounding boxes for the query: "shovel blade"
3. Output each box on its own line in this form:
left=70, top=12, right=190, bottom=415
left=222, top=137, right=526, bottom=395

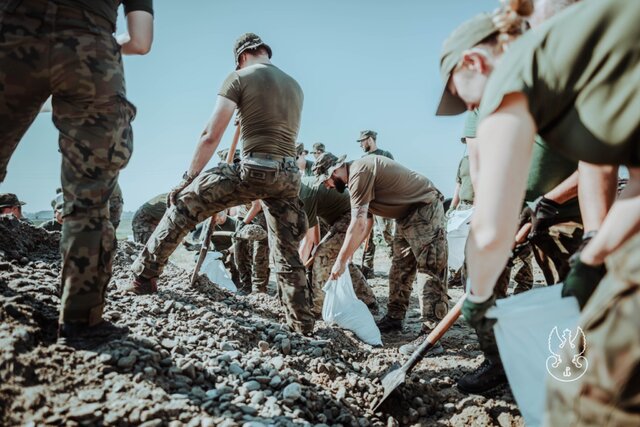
left=373, top=363, right=406, bottom=411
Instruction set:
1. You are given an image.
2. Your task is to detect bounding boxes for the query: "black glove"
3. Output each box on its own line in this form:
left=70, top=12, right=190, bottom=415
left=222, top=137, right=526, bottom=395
left=568, top=230, right=597, bottom=267
left=462, top=294, right=497, bottom=334
left=168, top=171, right=197, bottom=207
left=519, top=196, right=562, bottom=238
left=561, top=258, right=606, bottom=309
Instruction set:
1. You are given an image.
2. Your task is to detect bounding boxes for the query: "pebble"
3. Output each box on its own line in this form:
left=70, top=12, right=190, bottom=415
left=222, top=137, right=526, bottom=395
left=117, top=354, right=137, bottom=369
left=282, top=382, right=302, bottom=400
left=258, top=341, right=269, bottom=352
left=280, top=339, right=291, bottom=355
left=161, top=338, right=177, bottom=349
left=244, top=381, right=261, bottom=392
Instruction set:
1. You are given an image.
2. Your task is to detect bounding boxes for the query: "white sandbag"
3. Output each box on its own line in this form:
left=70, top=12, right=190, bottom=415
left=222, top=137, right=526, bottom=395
left=201, top=251, right=237, bottom=293
left=446, top=208, right=473, bottom=271
left=486, top=285, right=582, bottom=427
left=322, top=269, right=382, bottom=346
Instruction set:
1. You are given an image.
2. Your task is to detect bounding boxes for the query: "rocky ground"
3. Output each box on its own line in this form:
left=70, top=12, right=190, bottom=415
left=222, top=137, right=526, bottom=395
left=0, top=216, right=524, bottom=426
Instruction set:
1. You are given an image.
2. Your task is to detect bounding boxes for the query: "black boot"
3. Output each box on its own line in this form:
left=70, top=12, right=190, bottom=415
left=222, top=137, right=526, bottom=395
left=376, top=315, right=403, bottom=333
left=457, top=358, right=508, bottom=394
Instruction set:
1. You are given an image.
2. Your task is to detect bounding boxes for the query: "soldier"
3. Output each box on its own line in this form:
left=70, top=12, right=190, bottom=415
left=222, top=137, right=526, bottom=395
left=298, top=174, right=377, bottom=317
left=438, top=1, right=640, bottom=421
left=315, top=153, right=448, bottom=355
left=132, top=193, right=168, bottom=244
left=128, top=33, right=314, bottom=335
left=357, top=130, right=395, bottom=279
left=40, top=194, right=64, bottom=232
left=296, top=143, right=314, bottom=177
left=312, top=143, right=325, bottom=160
left=109, top=183, right=124, bottom=231
left=0, top=0, right=153, bottom=342
left=0, top=193, right=27, bottom=220
left=234, top=202, right=271, bottom=294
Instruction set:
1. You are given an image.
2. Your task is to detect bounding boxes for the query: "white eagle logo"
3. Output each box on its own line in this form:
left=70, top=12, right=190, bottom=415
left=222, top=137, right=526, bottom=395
left=546, top=326, right=589, bottom=382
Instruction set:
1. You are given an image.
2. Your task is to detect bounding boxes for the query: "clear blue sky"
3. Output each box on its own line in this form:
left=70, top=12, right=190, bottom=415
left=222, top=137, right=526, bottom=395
left=5, top=0, right=496, bottom=212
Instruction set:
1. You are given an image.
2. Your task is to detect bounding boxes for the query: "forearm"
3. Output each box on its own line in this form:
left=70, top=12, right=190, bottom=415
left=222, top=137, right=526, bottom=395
left=188, top=135, right=220, bottom=176
left=299, top=226, right=317, bottom=261
left=336, top=217, right=369, bottom=265
left=580, top=168, right=640, bottom=265
left=545, top=170, right=578, bottom=204
left=119, top=11, right=153, bottom=55
left=242, top=200, right=263, bottom=224
left=451, top=183, right=461, bottom=209
left=578, top=162, right=618, bottom=233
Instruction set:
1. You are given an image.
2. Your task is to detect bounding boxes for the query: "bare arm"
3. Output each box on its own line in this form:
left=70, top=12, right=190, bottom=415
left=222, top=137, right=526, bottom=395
left=545, top=170, right=578, bottom=204
left=580, top=167, right=640, bottom=265
left=451, top=182, right=461, bottom=210
left=242, top=200, right=263, bottom=224
left=466, top=93, right=535, bottom=298
left=187, top=96, right=236, bottom=177
left=578, top=163, right=618, bottom=233
left=299, top=223, right=320, bottom=262
left=330, top=205, right=370, bottom=279
left=119, top=11, right=153, bottom=55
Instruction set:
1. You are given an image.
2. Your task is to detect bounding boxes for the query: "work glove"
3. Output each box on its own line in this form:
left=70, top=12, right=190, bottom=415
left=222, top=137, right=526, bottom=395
left=462, top=292, right=497, bottom=334
left=519, top=196, right=562, bottom=239
left=568, top=230, right=597, bottom=267
left=561, top=258, right=606, bottom=309
left=168, top=171, right=197, bottom=207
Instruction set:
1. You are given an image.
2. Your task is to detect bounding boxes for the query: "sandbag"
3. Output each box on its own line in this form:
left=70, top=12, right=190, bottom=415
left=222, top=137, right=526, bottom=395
left=322, top=269, right=382, bottom=346
left=446, top=208, right=473, bottom=271
left=201, top=251, right=237, bottom=293
left=486, top=285, right=582, bottom=427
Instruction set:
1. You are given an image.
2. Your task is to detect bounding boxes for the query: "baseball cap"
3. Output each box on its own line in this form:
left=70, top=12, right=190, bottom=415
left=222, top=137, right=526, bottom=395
left=436, top=13, right=498, bottom=116
left=357, top=130, right=377, bottom=142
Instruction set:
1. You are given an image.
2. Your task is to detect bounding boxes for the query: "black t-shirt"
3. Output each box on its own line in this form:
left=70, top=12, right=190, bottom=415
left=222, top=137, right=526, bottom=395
left=54, top=0, right=153, bottom=27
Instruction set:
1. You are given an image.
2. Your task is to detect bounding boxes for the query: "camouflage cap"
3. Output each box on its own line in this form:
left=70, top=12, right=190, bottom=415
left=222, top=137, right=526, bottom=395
left=436, top=13, right=498, bottom=116
left=295, top=142, right=305, bottom=156
left=357, top=130, right=377, bottom=142
left=0, top=193, right=25, bottom=208
left=235, top=224, right=268, bottom=241
left=312, top=152, right=347, bottom=183
left=234, top=33, right=272, bottom=70
left=312, top=142, right=325, bottom=152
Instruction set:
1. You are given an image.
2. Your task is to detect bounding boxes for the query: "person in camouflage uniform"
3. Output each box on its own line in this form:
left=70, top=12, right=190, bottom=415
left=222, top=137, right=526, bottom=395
left=132, top=193, right=168, bottom=244
left=40, top=193, right=64, bottom=232
left=312, top=142, right=325, bottom=160
left=0, top=0, right=153, bottom=341
left=295, top=143, right=314, bottom=177
left=234, top=202, right=271, bottom=294
left=315, top=153, right=448, bottom=355
left=298, top=175, right=377, bottom=317
left=128, top=33, right=314, bottom=334
left=108, top=182, right=124, bottom=231
left=357, top=130, right=395, bottom=278
left=0, top=193, right=27, bottom=220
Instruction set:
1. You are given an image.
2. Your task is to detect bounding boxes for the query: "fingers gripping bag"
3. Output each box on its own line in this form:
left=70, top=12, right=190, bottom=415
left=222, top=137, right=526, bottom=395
left=201, top=251, right=237, bottom=293
left=322, top=268, right=382, bottom=346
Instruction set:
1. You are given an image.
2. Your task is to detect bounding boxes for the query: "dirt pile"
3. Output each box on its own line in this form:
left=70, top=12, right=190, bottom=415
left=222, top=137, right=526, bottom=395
left=0, top=216, right=60, bottom=263
left=0, top=219, right=523, bottom=426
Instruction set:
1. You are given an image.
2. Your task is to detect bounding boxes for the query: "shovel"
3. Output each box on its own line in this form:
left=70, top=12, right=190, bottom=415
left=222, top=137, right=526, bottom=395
left=373, top=294, right=466, bottom=411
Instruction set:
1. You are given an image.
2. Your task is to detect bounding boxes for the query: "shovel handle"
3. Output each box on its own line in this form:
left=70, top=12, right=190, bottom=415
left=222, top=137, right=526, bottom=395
left=405, top=294, right=467, bottom=372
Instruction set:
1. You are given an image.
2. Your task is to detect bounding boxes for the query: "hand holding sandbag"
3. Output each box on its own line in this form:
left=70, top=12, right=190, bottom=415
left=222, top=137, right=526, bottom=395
left=561, top=258, right=606, bottom=309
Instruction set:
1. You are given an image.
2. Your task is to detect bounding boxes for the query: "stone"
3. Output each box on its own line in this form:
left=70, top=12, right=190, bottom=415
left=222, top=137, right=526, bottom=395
left=117, top=354, right=137, bottom=369
left=244, top=381, right=261, bottom=392
left=282, top=383, right=301, bottom=400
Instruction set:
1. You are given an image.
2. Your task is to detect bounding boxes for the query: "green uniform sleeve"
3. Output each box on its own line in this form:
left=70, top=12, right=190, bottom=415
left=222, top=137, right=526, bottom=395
left=219, top=72, right=242, bottom=104
left=123, top=0, right=154, bottom=16
left=463, top=110, right=479, bottom=138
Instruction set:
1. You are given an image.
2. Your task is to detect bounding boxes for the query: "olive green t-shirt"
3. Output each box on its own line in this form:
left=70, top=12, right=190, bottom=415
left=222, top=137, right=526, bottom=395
left=456, top=156, right=474, bottom=203
left=479, top=0, right=640, bottom=166
left=304, top=159, right=314, bottom=177
left=348, top=156, right=439, bottom=219
left=299, top=177, right=351, bottom=228
left=364, top=148, right=394, bottom=160
left=463, top=110, right=479, bottom=139
left=135, top=193, right=167, bottom=222
left=54, top=0, right=153, bottom=28
left=219, top=64, right=304, bottom=158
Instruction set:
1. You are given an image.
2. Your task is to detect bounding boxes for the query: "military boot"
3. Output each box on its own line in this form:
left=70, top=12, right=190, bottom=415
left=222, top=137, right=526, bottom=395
left=376, top=315, right=403, bottom=333
left=123, top=276, right=158, bottom=295
left=457, top=358, right=508, bottom=394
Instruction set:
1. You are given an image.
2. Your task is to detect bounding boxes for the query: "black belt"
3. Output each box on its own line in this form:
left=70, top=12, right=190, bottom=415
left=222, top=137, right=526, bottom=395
left=246, top=152, right=295, bottom=163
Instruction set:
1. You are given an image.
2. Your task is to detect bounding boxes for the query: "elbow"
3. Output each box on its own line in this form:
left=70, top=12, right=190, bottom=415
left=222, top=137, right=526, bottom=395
left=126, top=39, right=152, bottom=55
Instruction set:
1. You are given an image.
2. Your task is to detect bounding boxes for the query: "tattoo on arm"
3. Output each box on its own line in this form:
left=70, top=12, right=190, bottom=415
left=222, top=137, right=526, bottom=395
left=352, top=204, right=369, bottom=221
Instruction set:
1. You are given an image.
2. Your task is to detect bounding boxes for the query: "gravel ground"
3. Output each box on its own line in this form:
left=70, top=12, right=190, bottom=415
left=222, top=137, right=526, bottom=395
left=0, top=217, right=524, bottom=426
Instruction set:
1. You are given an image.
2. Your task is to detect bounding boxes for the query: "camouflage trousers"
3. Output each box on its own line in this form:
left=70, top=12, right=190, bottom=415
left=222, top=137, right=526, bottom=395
left=132, top=212, right=160, bottom=244
left=387, top=198, right=449, bottom=331
left=309, top=213, right=377, bottom=317
left=234, top=213, right=270, bottom=293
left=363, top=216, right=395, bottom=272
left=545, top=232, right=640, bottom=427
left=0, top=1, right=135, bottom=325
left=131, top=160, right=314, bottom=333
left=109, top=182, right=124, bottom=231
left=476, top=221, right=584, bottom=362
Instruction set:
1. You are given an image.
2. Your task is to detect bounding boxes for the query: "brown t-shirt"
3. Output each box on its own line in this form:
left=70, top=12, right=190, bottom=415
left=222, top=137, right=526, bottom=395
left=219, top=64, right=304, bottom=158
left=348, top=156, right=439, bottom=219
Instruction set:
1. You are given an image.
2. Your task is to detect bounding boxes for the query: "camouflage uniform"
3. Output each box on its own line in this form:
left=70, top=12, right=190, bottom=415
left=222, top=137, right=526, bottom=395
left=108, top=182, right=124, bottom=230
left=310, top=214, right=377, bottom=317
left=234, top=206, right=270, bottom=293
left=132, top=193, right=167, bottom=244
left=363, top=216, right=395, bottom=274
left=131, top=160, right=314, bottom=333
left=0, top=1, right=136, bottom=326
left=546, top=232, right=640, bottom=426
left=387, top=197, right=449, bottom=331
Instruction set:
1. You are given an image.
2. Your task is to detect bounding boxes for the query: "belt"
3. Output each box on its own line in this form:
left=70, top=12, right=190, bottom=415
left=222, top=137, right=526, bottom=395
left=246, top=152, right=295, bottom=163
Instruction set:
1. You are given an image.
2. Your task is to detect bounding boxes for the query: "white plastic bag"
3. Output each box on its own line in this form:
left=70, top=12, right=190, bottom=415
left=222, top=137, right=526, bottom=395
left=201, top=251, right=237, bottom=293
left=446, top=208, right=473, bottom=271
left=486, top=285, right=581, bottom=427
left=322, top=269, right=382, bottom=346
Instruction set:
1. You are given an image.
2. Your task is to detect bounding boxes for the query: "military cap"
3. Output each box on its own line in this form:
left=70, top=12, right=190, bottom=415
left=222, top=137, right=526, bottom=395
left=312, top=142, right=325, bottom=152
left=436, top=14, right=498, bottom=116
left=357, top=130, right=377, bottom=142
left=234, top=33, right=272, bottom=70
left=312, top=152, right=347, bottom=183
left=295, top=142, right=305, bottom=156
left=0, top=193, right=26, bottom=208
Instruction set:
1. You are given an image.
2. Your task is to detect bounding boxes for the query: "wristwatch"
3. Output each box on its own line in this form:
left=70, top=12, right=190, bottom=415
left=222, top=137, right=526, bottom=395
left=182, top=171, right=197, bottom=181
